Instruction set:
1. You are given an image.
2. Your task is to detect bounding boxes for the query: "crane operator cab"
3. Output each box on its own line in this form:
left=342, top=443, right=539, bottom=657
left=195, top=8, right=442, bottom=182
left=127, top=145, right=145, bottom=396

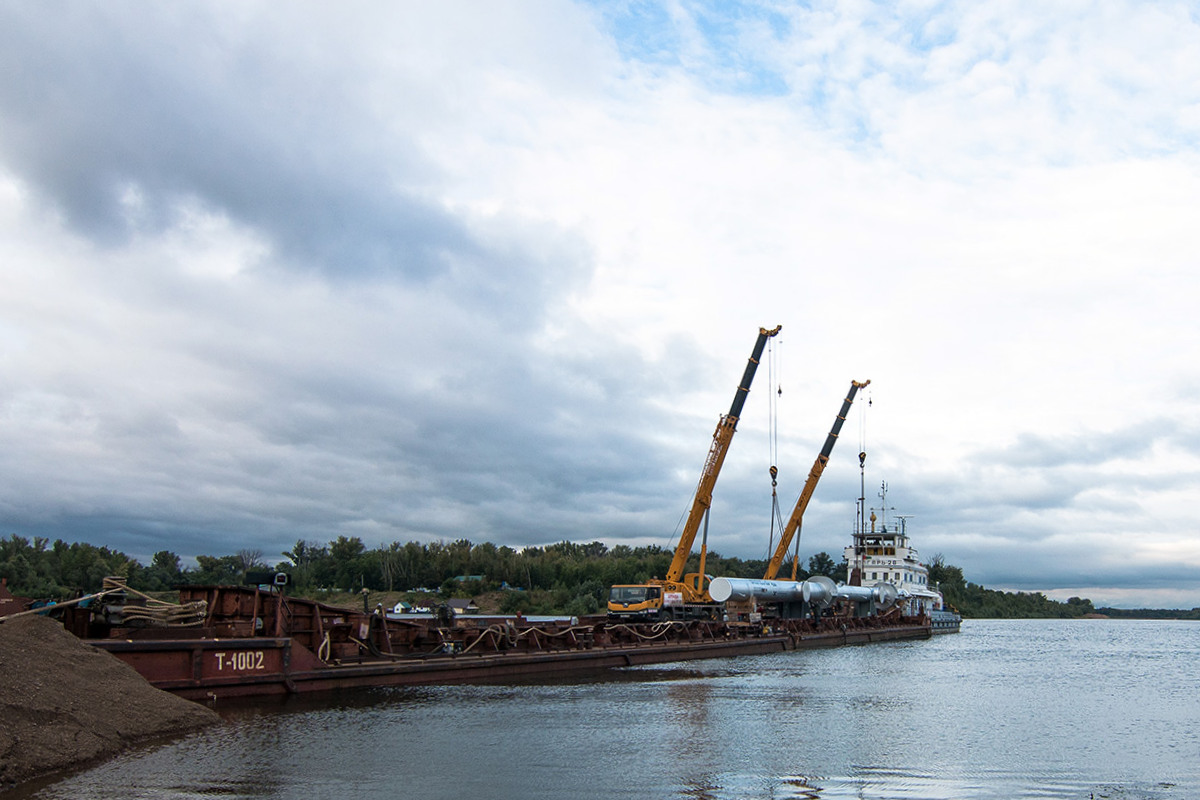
left=608, top=584, right=663, bottom=620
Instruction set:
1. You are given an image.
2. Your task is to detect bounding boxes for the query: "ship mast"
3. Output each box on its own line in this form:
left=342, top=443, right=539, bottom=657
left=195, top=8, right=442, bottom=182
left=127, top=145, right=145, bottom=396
left=877, top=480, right=889, bottom=532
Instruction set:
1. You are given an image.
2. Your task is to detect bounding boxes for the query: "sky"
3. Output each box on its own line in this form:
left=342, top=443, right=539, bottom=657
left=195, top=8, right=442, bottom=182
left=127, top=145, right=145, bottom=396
left=2, top=1, right=1199, bottom=609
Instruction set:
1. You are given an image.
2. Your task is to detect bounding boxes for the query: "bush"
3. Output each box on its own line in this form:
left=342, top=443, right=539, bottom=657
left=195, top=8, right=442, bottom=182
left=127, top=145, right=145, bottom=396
left=499, top=590, right=530, bottom=614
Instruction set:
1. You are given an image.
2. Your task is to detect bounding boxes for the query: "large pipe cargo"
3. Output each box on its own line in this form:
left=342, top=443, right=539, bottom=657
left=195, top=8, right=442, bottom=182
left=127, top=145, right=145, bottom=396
left=708, top=577, right=805, bottom=603
left=809, top=580, right=900, bottom=608
left=711, top=575, right=902, bottom=613
left=836, top=584, right=877, bottom=602
left=802, top=575, right=837, bottom=607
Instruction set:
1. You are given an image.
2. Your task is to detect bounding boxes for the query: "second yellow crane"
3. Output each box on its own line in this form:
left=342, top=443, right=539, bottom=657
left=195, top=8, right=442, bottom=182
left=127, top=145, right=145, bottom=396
left=763, top=379, right=870, bottom=581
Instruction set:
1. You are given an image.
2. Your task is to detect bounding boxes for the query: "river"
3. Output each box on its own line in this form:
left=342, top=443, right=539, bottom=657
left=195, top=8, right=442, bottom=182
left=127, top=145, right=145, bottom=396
left=10, top=619, right=1199, bottom=799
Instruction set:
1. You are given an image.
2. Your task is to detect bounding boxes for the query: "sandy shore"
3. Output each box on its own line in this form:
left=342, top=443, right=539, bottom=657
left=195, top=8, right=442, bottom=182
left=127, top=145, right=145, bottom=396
left=0, top=614, right=220, bottom=791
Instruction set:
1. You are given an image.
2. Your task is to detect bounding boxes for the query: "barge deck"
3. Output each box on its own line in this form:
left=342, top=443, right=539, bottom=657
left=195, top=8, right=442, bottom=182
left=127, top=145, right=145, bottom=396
left=77, top=585, right=931, bottom=700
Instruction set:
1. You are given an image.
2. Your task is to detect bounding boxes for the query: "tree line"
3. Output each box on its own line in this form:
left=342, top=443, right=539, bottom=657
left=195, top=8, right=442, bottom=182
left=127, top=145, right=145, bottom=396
left=8, top=532, right=1187, bottom=619
left=0, top=533, right=845, bottom=616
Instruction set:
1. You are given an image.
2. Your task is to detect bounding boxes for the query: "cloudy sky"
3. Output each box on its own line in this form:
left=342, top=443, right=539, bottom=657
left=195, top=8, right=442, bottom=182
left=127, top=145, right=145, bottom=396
left=3, top=1, right=1199, bottom=608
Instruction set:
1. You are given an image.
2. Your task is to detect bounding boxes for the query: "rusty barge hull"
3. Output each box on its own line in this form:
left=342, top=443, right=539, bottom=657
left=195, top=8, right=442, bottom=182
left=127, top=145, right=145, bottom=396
left=89, top=624, right=930, bottom=700
left=81, top=585, right=932, bottom=700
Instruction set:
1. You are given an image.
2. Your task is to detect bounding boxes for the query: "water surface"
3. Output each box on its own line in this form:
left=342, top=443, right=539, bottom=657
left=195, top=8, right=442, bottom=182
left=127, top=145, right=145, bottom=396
left=11, top=619, right=1199, bottom=799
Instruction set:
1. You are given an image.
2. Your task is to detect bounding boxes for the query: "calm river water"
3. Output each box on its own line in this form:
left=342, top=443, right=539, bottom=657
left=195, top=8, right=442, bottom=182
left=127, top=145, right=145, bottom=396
left=11, top=619, right=1200, bottom=799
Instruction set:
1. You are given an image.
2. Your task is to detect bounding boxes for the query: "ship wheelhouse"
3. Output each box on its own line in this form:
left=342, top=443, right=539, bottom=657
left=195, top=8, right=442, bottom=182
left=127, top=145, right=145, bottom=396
left=845, top=506, right=944, bottom=616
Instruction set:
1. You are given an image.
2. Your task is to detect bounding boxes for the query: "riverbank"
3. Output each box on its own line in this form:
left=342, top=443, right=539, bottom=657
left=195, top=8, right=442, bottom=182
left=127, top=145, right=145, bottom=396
left=0, top=615, right=219, bottom=791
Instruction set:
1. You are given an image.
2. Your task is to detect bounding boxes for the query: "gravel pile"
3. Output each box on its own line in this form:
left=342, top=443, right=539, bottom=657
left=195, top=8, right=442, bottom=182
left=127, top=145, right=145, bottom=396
left=0, top=614, right=220, bottom=790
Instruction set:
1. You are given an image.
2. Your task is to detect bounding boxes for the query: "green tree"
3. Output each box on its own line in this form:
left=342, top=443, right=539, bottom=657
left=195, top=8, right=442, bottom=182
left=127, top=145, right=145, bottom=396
left=329, top=536, right=367, bottom=590
left=187, top=555, right=242, bottom=584
left=140, top=550, right=183, bottom=591
left=807, top=552, right=840, bottom=580
left=279, top=540, right=319, bottom=589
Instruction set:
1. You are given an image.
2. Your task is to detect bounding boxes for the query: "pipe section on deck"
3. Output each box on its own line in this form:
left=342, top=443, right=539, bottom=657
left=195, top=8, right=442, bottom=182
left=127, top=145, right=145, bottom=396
left=708, top=577, right=805, bottom=603
left=712, top=575, right=901, bottom=609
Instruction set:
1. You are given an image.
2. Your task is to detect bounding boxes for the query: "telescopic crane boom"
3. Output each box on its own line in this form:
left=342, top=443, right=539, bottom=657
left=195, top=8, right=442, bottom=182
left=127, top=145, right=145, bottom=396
left=763, top=379, right=869, bottom=580
left=663, top=324, right=782, bottom=588
left=607, top=324, right=781, bottom=621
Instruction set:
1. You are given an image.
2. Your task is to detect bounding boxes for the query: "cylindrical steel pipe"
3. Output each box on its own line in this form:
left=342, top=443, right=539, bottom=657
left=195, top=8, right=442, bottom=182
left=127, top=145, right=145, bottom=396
left=708, top=577, right=805, bottom=603
left=802, top=575, right=837, bottom=607
left=710, top=575, right=901, bottom=608
left=833, top=582, right=899, bottom=605
left=836, top=584, right=877, bottom=602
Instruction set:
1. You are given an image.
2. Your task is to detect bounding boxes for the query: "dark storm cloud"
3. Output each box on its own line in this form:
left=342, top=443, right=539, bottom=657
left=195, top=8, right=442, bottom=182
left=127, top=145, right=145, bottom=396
left=0, top=3, right=646, bottom=561
left=0, top=241, right=725, bottom=561
left=0, top=4, right=507, bottom=291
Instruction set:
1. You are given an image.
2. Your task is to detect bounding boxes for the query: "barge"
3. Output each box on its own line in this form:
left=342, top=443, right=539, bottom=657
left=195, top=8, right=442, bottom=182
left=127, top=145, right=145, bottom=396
left=54, top=583, right=931, bottom=700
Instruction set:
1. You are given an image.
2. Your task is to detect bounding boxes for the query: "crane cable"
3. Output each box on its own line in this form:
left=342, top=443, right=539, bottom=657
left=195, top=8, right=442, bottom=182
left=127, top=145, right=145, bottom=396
left=768, top=335, right=780, bottom=467
left=857, top=386, right=872, bottom=535
left=858, top=384, right=870, bottom=456
left=765, top=336, right=783, bottom=560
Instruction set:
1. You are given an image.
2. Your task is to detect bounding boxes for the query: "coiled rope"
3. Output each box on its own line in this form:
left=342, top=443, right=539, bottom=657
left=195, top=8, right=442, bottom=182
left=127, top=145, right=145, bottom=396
left=0, top=577, right=206, bottom=626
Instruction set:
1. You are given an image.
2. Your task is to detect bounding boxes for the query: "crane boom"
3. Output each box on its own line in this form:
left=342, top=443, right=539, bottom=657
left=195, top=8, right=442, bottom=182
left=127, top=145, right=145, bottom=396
left=664, top=325, right=781, bottom=584
left=607, top=324, right=780, bottom=621
left=763, top=379, right=869, bottom=580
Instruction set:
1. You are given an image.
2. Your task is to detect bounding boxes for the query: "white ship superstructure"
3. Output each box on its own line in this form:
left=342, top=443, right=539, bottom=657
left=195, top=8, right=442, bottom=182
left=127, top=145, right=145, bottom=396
left=844, top=482, right=948, bottom=619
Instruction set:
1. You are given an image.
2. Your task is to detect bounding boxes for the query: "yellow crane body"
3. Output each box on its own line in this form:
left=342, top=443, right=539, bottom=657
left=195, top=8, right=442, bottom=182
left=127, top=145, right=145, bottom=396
left=607, top=325, right=780, bottom=621
left=763, top=380, right=869, bottom=581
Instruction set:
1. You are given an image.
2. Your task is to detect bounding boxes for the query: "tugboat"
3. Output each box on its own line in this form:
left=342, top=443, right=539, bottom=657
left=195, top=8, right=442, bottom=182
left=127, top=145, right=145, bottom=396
left=844, top=474, right=961, bottom=634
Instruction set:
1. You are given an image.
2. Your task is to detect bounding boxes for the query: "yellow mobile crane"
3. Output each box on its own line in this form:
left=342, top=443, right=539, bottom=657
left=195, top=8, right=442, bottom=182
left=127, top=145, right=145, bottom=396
left=763, top=379, right=870, bottom=581
left=608, top=325, right=782, bottom=621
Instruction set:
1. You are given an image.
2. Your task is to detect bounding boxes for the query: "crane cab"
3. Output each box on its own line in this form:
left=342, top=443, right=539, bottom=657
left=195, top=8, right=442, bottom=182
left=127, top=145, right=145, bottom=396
left=607, top=584, right=663, bottom=620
